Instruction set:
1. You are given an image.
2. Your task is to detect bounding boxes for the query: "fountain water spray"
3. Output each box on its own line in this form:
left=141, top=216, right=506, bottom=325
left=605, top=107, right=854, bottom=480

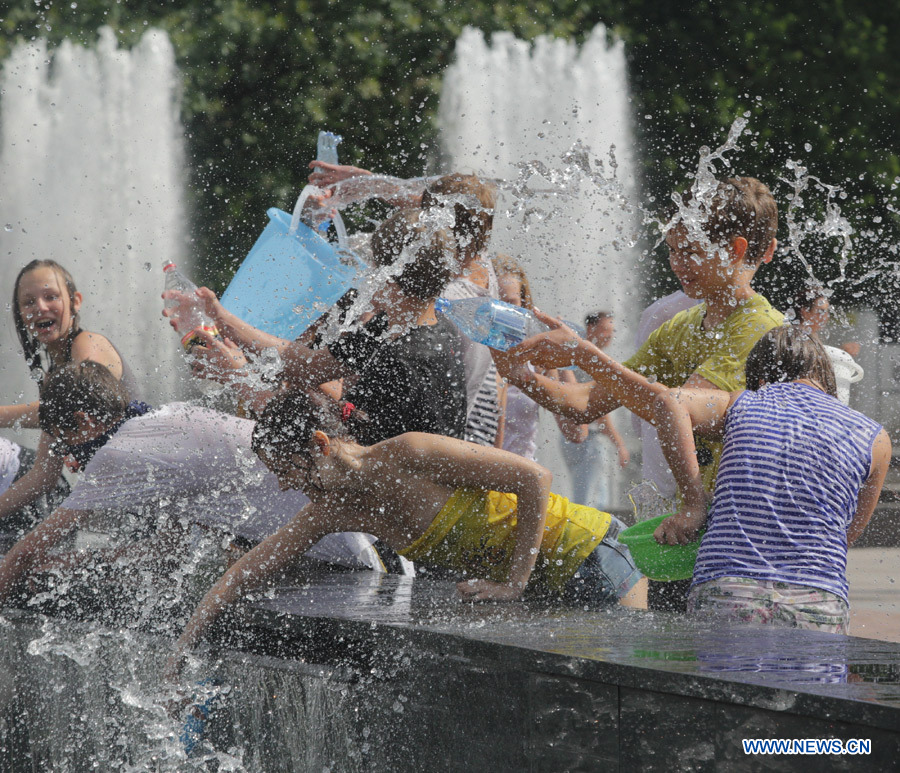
left=437, top=25, right=642, bottom=504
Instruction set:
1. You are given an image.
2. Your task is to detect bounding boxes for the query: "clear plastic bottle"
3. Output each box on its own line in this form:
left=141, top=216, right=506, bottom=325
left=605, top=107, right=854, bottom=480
left=162, top=260, right=221, bottom=352
left=316, top=131, right=342, bottom=233
left=317, top=130, right=342, bottom=165
left=434, top=296, right=585, bottom=352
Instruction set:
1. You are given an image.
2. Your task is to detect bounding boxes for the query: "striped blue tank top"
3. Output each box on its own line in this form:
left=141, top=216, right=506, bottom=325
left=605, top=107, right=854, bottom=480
left=692, top=382, right=882, bottom=602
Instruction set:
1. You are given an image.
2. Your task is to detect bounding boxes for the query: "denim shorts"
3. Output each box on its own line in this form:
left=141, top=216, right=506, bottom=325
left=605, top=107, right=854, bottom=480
left=561, top=516, right=644, bottom=606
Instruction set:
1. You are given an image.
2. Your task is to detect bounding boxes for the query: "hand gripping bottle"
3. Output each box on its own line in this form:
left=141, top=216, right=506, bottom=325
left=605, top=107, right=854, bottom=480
left=162, top=261, right=221, bottom=352
left=434, top=297, right=585, bottom=352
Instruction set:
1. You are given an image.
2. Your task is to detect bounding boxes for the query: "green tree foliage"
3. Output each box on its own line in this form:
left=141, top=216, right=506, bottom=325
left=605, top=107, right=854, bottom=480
left=3, top=1, right=899, bottom=320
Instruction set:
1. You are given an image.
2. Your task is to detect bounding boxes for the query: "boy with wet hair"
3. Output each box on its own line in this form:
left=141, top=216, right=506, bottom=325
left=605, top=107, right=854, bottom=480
left=38, top=357, right=132, bottom=443
left=499, top=176, right=784, bottom=610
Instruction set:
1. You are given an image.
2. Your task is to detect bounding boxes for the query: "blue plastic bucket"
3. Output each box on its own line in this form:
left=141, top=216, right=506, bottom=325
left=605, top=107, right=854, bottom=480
left=220, top=207, right=365, bottom=341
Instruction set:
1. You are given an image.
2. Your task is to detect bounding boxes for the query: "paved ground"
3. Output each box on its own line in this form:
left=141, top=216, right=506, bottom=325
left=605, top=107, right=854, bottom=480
left=848, top=547, right=900, bottom=642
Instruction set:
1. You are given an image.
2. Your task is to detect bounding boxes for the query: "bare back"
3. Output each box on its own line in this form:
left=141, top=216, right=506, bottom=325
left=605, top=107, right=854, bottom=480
left=301, top=432, right=551, bottom=553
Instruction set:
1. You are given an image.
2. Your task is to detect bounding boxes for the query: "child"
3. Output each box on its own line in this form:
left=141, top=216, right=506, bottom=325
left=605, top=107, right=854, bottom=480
left=652, top=326, right=890, bottom=634
left=170, top=389, right=647, bottom=671
left=0, top=261, right=138, bottom=531
left=432, top=175, right=504, bottom=448
left=496, top=177, right=784, bottom=609
left=500, top=177, right=782, bottom=486
left=493, top=255, right=577, bottom=459
left=2, top=260, right=137, bottom=427
left=557, top=311, right=630, bottom=509
left=789, top=281, right=863, bottom=405
left=0, top=363, right=382, bottom=610
left=168, top=208, right=467, bottom=445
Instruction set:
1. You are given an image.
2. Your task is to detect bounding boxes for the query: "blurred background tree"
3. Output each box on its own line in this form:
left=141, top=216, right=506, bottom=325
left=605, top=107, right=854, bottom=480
left=2, top=0, right=899, bottom=325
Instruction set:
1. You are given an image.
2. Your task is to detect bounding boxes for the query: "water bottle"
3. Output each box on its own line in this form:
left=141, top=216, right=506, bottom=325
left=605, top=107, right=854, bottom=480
left=162, top=261, right=221, bottom=352
left=316, top=131, right=342, bottom=232
left=434, top=297, right=584, bottom=352
left=317, top=130, right=342, bottom=165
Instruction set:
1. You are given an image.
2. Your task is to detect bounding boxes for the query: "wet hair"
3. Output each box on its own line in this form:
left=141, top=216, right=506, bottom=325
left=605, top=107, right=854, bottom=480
left=493, top=254, right=533, bottom=309
left=745, top=326, right=837, bottom=398
left=370, top=209, right=457, bottom=300
left=38, top=360, right=130, bottom=435
left=585, top=310, right=613, bottom=327
left=251, top=389, right=356, bottom=464
left=675, top=177, right=778, bottom=266
left=422, top=173, right=496, bottom=258
left=13, top=260, right=81, bottom=379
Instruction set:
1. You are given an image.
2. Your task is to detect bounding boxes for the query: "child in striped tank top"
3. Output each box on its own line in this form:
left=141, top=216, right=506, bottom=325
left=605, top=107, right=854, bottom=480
left=652, top=326, right=890, bottom=633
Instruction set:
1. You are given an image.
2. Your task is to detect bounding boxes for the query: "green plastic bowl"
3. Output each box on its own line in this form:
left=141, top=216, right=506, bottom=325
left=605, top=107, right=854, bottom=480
left=619, top=515, right=704, bottom=582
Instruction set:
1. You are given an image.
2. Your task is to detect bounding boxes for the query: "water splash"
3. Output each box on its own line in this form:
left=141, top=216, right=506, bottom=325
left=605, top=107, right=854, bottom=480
left=663, top=116, right=751, bottom=262
left=781, top=158, right=854, bottom=289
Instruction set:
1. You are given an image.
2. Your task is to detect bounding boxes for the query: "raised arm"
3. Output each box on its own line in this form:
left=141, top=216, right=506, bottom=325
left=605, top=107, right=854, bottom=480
left=168, top=503, right=334, bottom=677
left=495, top=311, right=668, bottom=424
left=162, top=287, right=291, bottom=357
left=652, top=388, right=735, bottom=545
left=394, top=433, right=553, bottom=599
left=847, top=428, right=891, bottom=546
left=307, top=163, right=426, bottom=209
left=0, top=433, right=64, bottom=523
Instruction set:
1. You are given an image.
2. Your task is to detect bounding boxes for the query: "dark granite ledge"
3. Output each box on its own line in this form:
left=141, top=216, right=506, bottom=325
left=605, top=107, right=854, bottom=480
left=3, top=565, right=900, bottom=770
left=217, top=569, right=900, bottom=734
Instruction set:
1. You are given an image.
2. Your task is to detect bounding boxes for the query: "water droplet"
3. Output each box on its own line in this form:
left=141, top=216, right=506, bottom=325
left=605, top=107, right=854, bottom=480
left=804, top=142, right=812, bottom=152
left=143, top=262, right=152, bottom=271
left=3, top=224, right=11, bottom=232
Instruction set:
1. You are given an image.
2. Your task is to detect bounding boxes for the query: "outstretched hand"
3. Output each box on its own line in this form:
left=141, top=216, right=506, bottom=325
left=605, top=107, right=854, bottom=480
left=506, top=308, right=583, bottom=370
left=307, top=161, right=372, bottom=188
left=457, top=578, right=523, bottom=603
left=654, top=505, right=707, bottom=546
left=189, top=329, right=248, bottom=383
left=161, top=286, right=223, bottom=329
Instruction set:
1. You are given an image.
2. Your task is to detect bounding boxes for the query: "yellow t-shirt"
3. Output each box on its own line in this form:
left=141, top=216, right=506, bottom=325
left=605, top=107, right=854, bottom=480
left=398, top=489, right=613, bottom=593
left=624, top=293, right=783, bottom=490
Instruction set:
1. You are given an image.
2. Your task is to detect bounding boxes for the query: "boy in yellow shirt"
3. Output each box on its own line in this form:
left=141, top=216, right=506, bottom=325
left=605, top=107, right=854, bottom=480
left=497, top=176, right=784, bottom=609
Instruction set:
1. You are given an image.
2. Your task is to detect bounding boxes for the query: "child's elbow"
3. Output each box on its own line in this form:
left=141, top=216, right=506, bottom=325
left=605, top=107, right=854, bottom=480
left=651, top=390, right=676, bottom=425
left=529, top=466, right=553, bottom=496
left=539, top=467, right=553, bottom=490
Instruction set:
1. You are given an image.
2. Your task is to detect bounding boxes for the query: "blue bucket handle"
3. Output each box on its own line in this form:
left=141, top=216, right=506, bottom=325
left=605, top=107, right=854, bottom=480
left=289, top=184, right=350, bottom=252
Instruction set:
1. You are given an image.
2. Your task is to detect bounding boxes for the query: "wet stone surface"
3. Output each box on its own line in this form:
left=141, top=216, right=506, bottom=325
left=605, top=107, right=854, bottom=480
left=3, top=565, right=900, bottom=770
left=212, top=567, right=900, bottom=769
